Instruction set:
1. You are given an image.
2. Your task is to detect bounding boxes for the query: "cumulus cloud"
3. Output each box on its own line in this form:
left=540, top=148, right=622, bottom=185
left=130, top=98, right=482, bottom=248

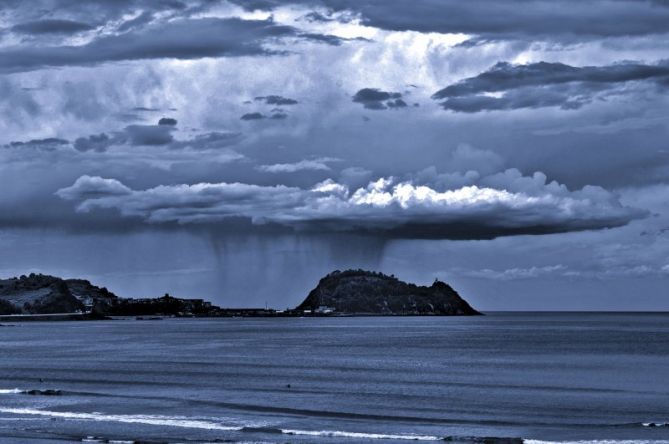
left=352, top=88, right=407, bottom=110
left=56, top=175, right=131, bottom=200
left=57, top=169, right=645, bottom=239
left=257, top=157, right=339, bottom=173
left=432, top=61, right=669, bottom=112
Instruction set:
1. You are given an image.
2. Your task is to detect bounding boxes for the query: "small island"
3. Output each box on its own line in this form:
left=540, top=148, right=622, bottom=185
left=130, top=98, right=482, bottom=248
left=297, top=269, right=481, bottom=316
left=0, top=270, right=480, bottom=320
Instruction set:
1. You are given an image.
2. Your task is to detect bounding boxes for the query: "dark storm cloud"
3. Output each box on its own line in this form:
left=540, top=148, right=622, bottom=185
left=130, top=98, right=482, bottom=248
left=12, top=19, right=94, bottom=35
left=73, top=133, right=113, bottom=152
left=56, top=170, right=645, bottom=240
left=241, top=112, right=266, bottom=120
left=158, top=117, right=178, bottom=126
left=432, top=61, right=669, bottom=112
left=352, top=88, right=406, bottom=110
left=16, top=126, right=240, bottom=155
left=124, top=125, right=174, bottom=145
left=254, top=95, right=298, bottom=105
left=0, top=18, right=297, bottom=73
left=5, top=138, right=69, bottom=151
left=232, top=0, right=669, bottom=41
left=434, top=61, right=669, bottom=98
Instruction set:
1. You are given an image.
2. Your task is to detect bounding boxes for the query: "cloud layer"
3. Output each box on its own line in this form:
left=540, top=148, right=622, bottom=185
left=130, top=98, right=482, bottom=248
left=0, top=18, right=298, bottom=73
left=56, top=170, right=645, bottom=239
left=433, top=61, right=669, bottom=112
left=234, top=0, right=669, bottom=41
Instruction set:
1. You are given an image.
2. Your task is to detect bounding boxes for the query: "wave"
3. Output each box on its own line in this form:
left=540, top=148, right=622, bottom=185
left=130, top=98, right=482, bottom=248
left=2, top=407, right=668, bottom=443
left=0, top=389, right=21, bottom=394
left=0, top=408, right=241, bottom=432
left=0, top=407, right=463, bottom=442
left=281, top=428, right=442, bottom=441
left=82, top=438, right=134, bottom=444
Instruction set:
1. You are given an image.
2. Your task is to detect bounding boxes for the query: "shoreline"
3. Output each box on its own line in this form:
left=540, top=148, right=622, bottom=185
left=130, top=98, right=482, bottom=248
left=0, top=312, right=481, bottom=322
left=0, top=313, right=109, bottom=322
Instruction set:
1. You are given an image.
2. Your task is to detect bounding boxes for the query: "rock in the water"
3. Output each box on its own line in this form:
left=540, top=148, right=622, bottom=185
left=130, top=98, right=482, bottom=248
left=296, top=269, right=481, bottom=315
left=23, top=389, right=63, bottom=396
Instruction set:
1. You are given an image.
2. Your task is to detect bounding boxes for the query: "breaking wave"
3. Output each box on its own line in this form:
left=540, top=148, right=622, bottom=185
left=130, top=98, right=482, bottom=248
left=1, top=407, right=668, bottom=443
left=0, top=389, right=21, bottom=394
left=0, top=407, right=457, bottom=441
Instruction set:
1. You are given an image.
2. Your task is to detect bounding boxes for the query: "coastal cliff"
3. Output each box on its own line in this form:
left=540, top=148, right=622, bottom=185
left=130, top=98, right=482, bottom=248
left=296, top=269, right=481, bottom=315
left=0, top=273, right=216, bottom=316
left=1, top=271, right=481, bottom=318
left=0, top=274, right=87, bottom=314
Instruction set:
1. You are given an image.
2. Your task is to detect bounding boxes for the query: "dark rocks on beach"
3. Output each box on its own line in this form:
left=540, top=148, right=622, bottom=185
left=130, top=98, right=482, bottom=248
left=22, top=389, right=62, bottom=396
left=296, top=269, right=481, bottom=316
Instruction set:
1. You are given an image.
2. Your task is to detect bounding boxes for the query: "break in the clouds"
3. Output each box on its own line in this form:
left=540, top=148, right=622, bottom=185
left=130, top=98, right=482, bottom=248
left=56, top=170, right=644, bottom=239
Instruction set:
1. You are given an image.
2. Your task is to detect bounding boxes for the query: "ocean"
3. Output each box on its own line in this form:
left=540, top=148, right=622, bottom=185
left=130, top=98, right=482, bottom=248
left=0, top=313, right=668, bottom=443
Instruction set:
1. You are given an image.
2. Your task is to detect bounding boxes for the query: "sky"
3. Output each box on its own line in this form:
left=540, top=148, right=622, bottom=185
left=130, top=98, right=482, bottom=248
left=1, top=0, right=668, bottom=310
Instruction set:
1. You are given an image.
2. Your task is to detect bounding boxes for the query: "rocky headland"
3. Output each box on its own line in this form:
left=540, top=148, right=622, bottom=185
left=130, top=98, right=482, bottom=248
left=0, top=273, right=217, bottom=317
left=0, top=270, right=480, bottom=318
left=296, top=269, right=481, bottom=316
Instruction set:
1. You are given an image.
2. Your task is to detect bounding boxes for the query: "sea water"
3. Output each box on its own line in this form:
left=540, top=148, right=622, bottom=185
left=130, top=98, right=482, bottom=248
left=0, top=313, right=668, bottom=443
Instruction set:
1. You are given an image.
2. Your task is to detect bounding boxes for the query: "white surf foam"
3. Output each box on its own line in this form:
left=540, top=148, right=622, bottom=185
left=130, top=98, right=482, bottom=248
left=0, top=389, right=21, bottom=394
left=0, top=408, right=240, bottom=431
left=0, top=407, right=447, bottom=441
left=281, top=428, right=442, bottom=441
